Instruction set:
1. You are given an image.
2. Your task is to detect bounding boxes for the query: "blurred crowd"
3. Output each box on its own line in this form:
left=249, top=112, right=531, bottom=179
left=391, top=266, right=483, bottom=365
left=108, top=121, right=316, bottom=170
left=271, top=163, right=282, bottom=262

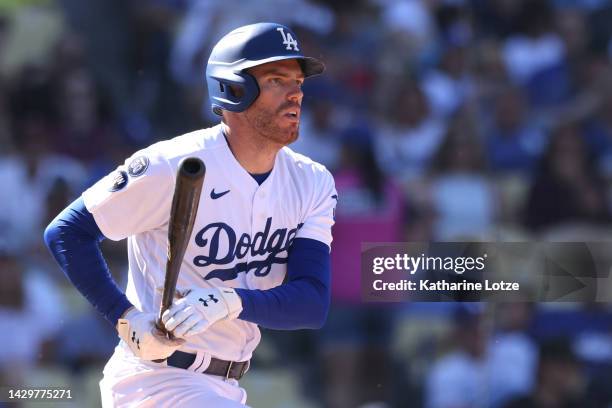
left=2, top=0, right=612, bottom=407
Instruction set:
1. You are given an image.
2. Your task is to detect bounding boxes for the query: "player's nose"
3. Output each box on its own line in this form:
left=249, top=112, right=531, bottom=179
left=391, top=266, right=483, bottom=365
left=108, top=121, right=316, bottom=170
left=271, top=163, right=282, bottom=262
left=287, top=82, right=303, bottom=102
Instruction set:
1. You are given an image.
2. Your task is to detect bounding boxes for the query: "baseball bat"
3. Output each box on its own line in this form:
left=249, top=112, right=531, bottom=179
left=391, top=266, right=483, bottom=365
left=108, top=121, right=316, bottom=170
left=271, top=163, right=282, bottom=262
left=156, top=157, right=206, bottom=337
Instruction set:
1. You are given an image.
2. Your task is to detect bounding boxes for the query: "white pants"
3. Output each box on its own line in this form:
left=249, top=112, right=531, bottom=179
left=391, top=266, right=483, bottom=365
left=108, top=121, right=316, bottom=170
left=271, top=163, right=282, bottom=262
left=100, top=344, right=249, bottom=407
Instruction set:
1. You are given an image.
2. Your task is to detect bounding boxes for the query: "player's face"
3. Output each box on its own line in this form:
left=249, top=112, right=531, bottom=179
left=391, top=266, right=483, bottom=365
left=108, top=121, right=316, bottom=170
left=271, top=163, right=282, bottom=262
left=245, top=60, right=305, bottom=145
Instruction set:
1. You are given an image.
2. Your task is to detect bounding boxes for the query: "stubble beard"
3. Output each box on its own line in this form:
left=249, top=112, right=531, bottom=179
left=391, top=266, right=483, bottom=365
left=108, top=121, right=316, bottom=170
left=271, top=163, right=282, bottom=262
left=245, top=105, right=299, bottom=146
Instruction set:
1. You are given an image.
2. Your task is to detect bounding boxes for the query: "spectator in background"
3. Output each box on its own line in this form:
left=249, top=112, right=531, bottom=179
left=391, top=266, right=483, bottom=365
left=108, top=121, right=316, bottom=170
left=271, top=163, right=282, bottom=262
left=426, top=116, right=496, bottom=240
left=486, top=86, right=546, bottom=174
left=50, top=64, right=132, bottom=186
left=0, top=65, right=88, bottom=251
left=425, top=306, right=488, bottom=408
left=416, top=1, right=475, bottom=119
left=374, top=0, right=437, bottom=97
left=377, top=0, right=437, bottom=55
left=503, top=1, right=573, bottom=109
left=583, top=91, right=612, bottom=177
left=502, top=0, right=566, bottom=86
left=49, top=33, right=87, bottom=78
left=426, top=303, right=539, bottom=408
left=503, top=339, right=587, bottom=408
left=0, top=125, right=49, bottom=251
left=471, top=38, right=510, bottom=105
left=375, top=81, right=446, bottom=183
left=524, top=122, right=611, bottom=231
left=421, top=40, right=475, bottom=119
left=322, top=5, right=379, bottom=112
left=53, top=68, right=122, bottom=166
left=487, top=302, right=538, bottom=407
left=0, top=248, right=66, bottom=383
left=528, top=304, right=612, bottom=406
left=319, top=125, right=404, bottom=408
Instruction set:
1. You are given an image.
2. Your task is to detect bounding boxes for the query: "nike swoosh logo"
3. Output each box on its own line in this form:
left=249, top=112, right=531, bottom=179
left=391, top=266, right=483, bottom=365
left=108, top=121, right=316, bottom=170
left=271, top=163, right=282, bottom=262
left=210, top=189, right=230, bottom=199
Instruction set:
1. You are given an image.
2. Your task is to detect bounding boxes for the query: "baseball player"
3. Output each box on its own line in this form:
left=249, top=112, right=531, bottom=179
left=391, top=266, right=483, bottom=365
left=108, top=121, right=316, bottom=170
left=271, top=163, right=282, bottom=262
left=44, top=23, right=336, bottom=407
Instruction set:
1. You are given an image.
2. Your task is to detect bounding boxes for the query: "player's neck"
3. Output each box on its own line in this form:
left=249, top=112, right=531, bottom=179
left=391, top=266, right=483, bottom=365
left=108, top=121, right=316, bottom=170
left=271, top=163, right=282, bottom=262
left=222, top=123, right=279, bottom=174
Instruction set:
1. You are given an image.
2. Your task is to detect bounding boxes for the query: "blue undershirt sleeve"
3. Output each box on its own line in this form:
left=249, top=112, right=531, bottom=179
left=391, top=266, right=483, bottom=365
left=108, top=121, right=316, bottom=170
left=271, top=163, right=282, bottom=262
left=235, top=237, right=331, bottom=330
left=43, top=197, right=133, bottom=326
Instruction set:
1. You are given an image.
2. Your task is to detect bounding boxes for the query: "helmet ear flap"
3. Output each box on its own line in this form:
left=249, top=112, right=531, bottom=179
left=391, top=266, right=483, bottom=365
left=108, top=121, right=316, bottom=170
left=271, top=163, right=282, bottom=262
left=239, top=70, right=260, bottom=104
left=207, top=69, right=260, bottom=116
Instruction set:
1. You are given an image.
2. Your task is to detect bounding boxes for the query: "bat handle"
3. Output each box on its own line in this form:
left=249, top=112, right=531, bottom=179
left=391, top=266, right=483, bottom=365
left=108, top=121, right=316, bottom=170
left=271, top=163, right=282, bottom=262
left=152, top=318, right=176, bottom=363
left=155, top=318, right=166, bottom=334
left=155, top=317, right=175, bottom=340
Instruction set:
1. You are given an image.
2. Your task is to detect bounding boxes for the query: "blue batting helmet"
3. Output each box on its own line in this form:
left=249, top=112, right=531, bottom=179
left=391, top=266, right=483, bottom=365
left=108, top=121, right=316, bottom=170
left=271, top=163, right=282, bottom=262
left=206, top=22, right=325, bottom=116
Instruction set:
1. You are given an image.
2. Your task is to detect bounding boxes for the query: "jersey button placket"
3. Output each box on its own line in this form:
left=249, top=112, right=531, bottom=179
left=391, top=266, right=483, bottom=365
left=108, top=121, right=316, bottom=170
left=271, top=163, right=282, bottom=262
left=240, top=191, right=255, bottom=290
left=257, top=190, right=266, bottom=222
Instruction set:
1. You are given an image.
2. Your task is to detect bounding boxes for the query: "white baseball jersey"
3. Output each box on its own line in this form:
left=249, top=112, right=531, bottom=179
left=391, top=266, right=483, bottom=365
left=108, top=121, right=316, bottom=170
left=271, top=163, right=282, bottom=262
left=83, top=123, right=337, bottom=362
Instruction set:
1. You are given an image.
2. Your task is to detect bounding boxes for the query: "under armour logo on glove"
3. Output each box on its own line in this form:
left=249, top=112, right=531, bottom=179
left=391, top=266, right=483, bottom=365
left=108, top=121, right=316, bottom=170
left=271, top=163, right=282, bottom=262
left=131, top=330, right=141, bottom=349
left=199, top=294, right=219, bottom=307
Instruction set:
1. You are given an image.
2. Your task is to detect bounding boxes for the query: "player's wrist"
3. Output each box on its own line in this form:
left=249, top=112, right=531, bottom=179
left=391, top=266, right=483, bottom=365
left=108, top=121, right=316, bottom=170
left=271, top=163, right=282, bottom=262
left=217, top=287, right=242, bottom=320
left=119, top=306, right=136, bottom=320
left=116, top=307, right=141, bottom=337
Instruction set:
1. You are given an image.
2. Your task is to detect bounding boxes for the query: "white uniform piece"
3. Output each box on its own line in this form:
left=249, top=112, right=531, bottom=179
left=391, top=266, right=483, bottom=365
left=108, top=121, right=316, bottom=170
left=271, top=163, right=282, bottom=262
left=84, top=124, right=336, bottom=407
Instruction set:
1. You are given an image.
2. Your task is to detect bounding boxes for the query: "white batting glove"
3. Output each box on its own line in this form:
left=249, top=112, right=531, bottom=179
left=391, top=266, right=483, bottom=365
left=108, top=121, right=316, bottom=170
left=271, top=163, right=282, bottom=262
left=117, top=307, right=185, bottom=360
left=161, top=287, right=242, bottom=338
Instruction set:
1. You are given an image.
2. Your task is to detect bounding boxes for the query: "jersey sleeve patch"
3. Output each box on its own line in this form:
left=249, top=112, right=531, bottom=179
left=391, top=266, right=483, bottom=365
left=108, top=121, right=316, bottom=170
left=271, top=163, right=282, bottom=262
left=127, top=155, right=150, bottom=177
left=108, top=170, right=129, bottom=192
left=82, top=150, right=174, bottom=241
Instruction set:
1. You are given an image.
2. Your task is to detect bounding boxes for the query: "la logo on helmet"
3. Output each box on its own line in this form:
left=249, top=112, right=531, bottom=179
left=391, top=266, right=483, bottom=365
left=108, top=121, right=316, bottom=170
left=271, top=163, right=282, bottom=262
left=277, top=27, right=299, bottom=51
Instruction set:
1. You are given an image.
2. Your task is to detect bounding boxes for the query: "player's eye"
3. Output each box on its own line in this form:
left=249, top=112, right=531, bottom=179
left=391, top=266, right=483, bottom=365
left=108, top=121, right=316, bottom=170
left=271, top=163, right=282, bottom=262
left=270, top=77, right=283, bottom=85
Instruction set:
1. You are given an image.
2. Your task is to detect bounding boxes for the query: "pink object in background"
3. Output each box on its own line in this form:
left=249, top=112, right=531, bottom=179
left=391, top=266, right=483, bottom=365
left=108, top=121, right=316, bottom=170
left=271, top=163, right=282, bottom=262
left=330, top=170, right=405, bottom=304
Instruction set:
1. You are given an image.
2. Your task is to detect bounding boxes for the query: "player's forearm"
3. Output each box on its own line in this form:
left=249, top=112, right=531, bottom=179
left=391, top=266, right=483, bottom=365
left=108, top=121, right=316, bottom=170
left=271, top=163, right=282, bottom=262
left=236, top=237, right=331, bottom=329
left=44, top=197, right=133, bottom=326
left=236, top=277, right=330, bottom=329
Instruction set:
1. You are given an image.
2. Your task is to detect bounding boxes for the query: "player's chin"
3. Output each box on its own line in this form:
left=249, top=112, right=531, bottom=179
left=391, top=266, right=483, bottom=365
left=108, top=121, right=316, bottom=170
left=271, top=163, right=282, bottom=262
left=284, top=127, right=299, bottom=144
left=275, top=122, right=299, bottom=144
